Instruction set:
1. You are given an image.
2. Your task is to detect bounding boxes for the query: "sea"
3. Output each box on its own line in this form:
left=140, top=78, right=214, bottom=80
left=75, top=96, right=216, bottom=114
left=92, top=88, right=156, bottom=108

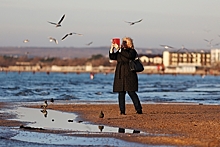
left=1, top=71, right=220, bottom=105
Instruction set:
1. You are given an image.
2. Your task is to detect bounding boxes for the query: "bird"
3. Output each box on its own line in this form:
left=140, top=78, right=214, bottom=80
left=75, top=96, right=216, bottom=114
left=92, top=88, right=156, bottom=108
left=50, top=98, right=54, bottom=103
left=98, top=126, right=104, bottom=132
left=61, top=32, right=83, bottom=41
left=23, top=39, right=29, bottom=43
left=48, top=14, right=65, bottom=27
left=204, top=39, right=214, bottom=47
left=86, top=41, right=93, bottom=46
left=41, top=100, right=48, bottom=109
left=176, top=45, right=192, bottom=57
left=125, top=19, right=143, bottom=25
left=160, top=45, right=174, bottom=49
left=49, top=37, right=58, bottom=44
left=99, top=111, right=104, bottom=118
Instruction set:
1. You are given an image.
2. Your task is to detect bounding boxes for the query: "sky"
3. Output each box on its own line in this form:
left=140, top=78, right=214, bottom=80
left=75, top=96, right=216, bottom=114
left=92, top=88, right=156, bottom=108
left=1, top=0, right=220, bottom=50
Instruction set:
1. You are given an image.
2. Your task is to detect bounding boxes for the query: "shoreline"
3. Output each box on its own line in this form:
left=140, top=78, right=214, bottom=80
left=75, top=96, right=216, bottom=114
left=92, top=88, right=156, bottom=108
left=1, top=102, right=220, bottom=146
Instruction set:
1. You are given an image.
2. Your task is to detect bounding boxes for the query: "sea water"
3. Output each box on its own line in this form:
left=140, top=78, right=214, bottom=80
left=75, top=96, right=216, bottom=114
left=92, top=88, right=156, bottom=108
left=0, top=71, right=220, bottom=104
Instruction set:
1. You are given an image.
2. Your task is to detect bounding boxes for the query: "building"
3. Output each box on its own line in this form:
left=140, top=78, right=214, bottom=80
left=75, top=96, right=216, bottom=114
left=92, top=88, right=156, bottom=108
left=211, top=49, right=220, bottom=64
left=163, top=50, right=211, bottom=67
left=139, top=54, right=163, bottom=65
left=162, top=50, right=211, bottom=73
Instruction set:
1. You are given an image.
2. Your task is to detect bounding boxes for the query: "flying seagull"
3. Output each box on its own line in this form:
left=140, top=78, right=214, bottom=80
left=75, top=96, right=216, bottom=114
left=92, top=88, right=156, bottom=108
left=125, top=19, right=143, bottom=25
left=61, top=32, right=83, bottom=41
left=23, top=39, right=29, bottom=43
left=160, top=45, right=174, bottom=49
left=86, top=41, right=93, bottom=46
left=204, top=39, right=213, bottom=43
left=49, top=37, right=58, bottom=44
left=176, top=45, right=192, bottom=56
left=48, top=14, right=65, bottom=27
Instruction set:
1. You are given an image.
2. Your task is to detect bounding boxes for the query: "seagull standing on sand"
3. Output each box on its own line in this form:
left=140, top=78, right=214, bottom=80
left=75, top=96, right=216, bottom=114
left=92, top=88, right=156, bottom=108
left=61, top=32, right=83, bottom=41
left=125, top=19, right=143, bottom=25
left=99, top=111, right=104, bottom=118
left=49, top=37, right=58, bottom=44
left=41, top=100, right=48, bottom=109
left=48, top=14, right=65, bottom=27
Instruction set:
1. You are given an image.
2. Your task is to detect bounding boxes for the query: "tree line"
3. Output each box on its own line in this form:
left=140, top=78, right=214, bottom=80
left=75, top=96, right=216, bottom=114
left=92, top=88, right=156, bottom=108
left=0, top=54, right=115, bottom=67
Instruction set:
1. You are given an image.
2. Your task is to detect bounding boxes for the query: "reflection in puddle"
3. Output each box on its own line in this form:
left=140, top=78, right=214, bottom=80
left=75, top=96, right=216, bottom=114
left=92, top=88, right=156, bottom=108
left=7, top=107, right=171, bottom=147
left=10, top=107, right=144, bottom=134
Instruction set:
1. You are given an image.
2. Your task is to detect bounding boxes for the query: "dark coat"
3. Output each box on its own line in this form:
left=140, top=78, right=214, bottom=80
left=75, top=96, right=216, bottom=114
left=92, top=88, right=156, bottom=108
left=109, top=48, right=138, bottom=92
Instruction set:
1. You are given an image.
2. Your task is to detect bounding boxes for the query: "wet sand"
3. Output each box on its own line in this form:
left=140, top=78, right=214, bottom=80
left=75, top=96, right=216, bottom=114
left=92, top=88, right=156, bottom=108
left=1, top=102, right=220, bottom=146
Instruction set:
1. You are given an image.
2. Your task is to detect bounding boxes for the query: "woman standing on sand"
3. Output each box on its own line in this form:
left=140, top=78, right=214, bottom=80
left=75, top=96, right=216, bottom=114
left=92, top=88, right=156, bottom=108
left=109, top=37, right=142, bottom=115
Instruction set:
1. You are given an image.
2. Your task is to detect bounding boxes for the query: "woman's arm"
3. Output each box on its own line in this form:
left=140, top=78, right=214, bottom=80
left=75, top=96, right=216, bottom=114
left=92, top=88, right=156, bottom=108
left=120, top=49, right=137, bottom=60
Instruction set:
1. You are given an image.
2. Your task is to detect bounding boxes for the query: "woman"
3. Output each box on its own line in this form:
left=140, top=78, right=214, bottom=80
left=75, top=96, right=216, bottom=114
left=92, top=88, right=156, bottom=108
left=109, top=37, right=142, bottom=115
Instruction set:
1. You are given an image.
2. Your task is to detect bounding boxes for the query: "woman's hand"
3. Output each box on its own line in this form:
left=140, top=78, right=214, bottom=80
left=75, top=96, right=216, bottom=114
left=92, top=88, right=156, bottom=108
left=110, top=43, right=120, bottom=53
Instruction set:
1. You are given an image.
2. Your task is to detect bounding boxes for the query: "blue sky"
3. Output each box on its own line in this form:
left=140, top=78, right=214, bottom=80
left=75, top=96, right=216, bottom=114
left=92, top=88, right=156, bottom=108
left=1, top=0, right=220, bottom=49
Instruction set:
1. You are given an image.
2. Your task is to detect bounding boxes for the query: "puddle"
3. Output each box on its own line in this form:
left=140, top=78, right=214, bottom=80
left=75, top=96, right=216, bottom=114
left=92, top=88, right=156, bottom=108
left=5, top=107, right=173, bottom=147
left=10, top=107, right=145, bottom=134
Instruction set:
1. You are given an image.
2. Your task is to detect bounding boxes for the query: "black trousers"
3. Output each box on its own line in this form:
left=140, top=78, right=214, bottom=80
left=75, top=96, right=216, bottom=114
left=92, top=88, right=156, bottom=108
left=118, top=91, right=142, bottom=113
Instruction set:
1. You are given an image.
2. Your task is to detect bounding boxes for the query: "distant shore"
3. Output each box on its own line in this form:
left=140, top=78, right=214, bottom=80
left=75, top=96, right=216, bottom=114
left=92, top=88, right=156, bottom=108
left=1, top=65, right=220, bottom=76
left=1, top=102, right=220, bottom=146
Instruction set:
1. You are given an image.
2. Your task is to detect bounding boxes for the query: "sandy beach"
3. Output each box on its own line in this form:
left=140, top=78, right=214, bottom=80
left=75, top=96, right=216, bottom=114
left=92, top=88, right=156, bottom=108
left=1, top=102, right=220, bottom=146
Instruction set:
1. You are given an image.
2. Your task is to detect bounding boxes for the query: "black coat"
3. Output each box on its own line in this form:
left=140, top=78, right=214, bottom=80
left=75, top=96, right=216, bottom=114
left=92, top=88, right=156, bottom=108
left=109, top=48, right=138, bottom=92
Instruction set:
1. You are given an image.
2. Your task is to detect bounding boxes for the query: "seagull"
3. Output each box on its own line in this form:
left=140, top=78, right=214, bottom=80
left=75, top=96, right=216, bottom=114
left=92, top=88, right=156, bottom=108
left=98, top=126, right=104, bottom=132
left=48, top=14, right=65, bottom=27
left=176, top=45, right=192, bottom=56
left=41, top=100, right=48, bottom=109
left=86, top=41, right=93, bottom=46
left=160, top=45, right=174, bottom=49
left=99, top=111, right=104, bottom=118
left=125, top=19, right=143, bottom=25
left=61, top=32, right=83, bottom=41
left=204, top=39, right=213, bottom=43
left=50, top=98, right=54, bottom=103
left=49, top=37, right=58, bottom=44
left=204, top=39, right=214, bottom=47
left=23, top=39, right=29, bottom=43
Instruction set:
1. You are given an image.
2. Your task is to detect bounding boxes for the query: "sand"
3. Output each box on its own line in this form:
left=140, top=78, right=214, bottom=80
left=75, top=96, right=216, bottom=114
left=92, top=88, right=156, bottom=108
left=1, top=102, right=220, bottom=146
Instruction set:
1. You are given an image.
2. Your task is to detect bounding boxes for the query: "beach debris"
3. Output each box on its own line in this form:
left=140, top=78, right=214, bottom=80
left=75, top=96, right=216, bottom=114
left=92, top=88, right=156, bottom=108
left=41, top=100, right=48, bottom=109
left=125, top=19, right=143, bottom=25
left=99, top=111, right=104, bottom=118
left=49, top=37, right=58, bottom=44
left=118, top=128, right=125, bottom=133
left=68, top=119, right=74, bottom=122
left=61, top=32, right=83, bottom=41
left=133, top=130, right=141, bottom=133
left=48, top=14, right=65, bottom=27
left=98, top=125, right=104, bottom=132
left=20, top=125, right=44, bottom=130
left=95, top=92, right=102, bottom=95
left=78, top=120, right=83, bottom=123
left=40, top=109, right=48, bottom=117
